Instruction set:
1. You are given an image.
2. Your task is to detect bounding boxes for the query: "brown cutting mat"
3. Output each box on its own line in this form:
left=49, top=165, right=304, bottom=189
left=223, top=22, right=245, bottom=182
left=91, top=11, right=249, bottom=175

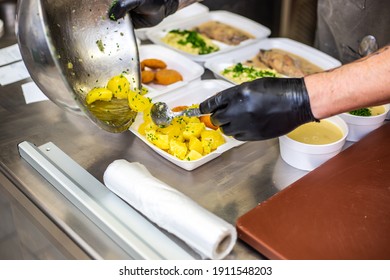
left=236, top=122, right=390, bottom=259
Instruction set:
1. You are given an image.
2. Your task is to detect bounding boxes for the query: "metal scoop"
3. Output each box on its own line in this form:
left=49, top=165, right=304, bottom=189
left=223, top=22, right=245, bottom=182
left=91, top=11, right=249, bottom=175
left=151, top=102, right=205, bottom=126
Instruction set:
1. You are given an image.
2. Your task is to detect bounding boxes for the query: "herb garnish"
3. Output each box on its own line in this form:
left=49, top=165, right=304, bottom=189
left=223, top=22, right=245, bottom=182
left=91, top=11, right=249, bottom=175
left=96, top=39, right=105, bottom=52
left=169, top=29, right=219, bottom=55
left=349, top=108, right=372, bottom=116
left=222, top=63, right=278, bottom=80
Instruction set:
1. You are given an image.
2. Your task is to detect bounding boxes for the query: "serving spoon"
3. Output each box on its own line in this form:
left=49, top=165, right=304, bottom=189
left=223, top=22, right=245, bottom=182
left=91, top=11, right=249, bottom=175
left=150, top=102, right=205, bottom=126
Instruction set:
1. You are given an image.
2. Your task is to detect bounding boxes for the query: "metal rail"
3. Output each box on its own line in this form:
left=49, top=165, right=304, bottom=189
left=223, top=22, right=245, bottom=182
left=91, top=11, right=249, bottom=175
left=18, top=141, right=195, bottom=260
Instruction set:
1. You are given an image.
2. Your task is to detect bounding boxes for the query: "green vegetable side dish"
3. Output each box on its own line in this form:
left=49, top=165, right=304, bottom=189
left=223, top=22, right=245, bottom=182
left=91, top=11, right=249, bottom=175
left=222, top=63, right=278, bottom=84
left=349, top=108, right=372, bottom=116
left=162, top=29, right=219, bottom=55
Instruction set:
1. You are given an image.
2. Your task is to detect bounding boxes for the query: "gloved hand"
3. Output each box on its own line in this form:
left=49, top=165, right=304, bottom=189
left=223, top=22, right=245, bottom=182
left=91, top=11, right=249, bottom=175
left=199, top=78, right=319, bottom=141
left=109, top=0, right=179, bottom=28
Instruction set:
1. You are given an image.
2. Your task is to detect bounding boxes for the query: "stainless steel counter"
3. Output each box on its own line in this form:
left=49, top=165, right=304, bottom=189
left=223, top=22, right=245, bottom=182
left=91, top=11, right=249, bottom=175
left=0, top=23, right=310, bottom=259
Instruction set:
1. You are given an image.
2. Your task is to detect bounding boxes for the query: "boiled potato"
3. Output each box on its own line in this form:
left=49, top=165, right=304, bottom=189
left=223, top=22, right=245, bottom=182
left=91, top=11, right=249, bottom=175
left=167, top=124, right=185, bottom=142
left=138, top=104, right=225, bottom=161
left=138, top=120, right=158, bottom=136
left=157, top=123, right=176, bottom=135
left=107, top=75, right=130, bottom=99
left=169, top=140, right=188, bottom=160
left=201, top=130, right=225, bottom=150
left=146, top=130, right=170, bottom=150
left=186, top=116, right=201, bottom=123
left=171, top=117, right=188, bottom=128
left=85, top=87, right=113, bottom=104
left=183, top=122, right=205, bottom=140
left=188, top=136, right=203, bottom=155
left=185, top=150, right=203, bottom=161
left=86, top=73, right=148, bottom=119
left=202, top=141, right=212, bottom=155
left=128, top=90, right=151, bottom=112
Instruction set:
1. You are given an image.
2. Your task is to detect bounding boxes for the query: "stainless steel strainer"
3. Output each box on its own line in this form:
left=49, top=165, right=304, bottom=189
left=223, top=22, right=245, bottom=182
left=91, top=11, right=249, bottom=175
left=16, top=0, right=141, bottom=133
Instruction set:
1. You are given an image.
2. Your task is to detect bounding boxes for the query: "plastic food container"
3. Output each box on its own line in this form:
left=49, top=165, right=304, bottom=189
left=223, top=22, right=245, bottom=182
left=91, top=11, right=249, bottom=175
left=279, top=116, right=349, bottom=171
left=339, top=104, right=390, bottom=142
left=129, top=79, right=245, bottom=171
left=146, top=10, right=271, bottom=63
left=135, top=3, right=209, bottom=41
left=139, top=44, right=204, bottom=99
left=204, top=38, right=342, bottom=84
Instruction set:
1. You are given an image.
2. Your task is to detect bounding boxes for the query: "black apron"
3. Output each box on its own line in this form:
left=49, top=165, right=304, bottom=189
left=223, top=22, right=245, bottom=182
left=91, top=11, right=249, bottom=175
left=315, top=0, right=390, bottom=63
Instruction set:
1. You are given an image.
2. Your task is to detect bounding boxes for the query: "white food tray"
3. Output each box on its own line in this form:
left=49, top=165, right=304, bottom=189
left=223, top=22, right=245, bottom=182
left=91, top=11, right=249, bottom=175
left=139, top=44, right=204, bottom=99
left=146, top=10, right=271, bottom=63
left=204, top=38, right=342, bottom=84
left=129, top=79, right=245, bottom=171
left=135, top=3, right=209, bottom=41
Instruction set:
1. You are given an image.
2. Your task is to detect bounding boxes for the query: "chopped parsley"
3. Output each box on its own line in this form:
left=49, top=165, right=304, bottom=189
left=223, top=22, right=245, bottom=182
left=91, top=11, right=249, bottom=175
left=169, top=29, right=219, bottom=55
left=222, top=63, right=278, bottom=82
left=349, top=108, right=372, bottom=116
left=96, top=39, right=105, bottom=52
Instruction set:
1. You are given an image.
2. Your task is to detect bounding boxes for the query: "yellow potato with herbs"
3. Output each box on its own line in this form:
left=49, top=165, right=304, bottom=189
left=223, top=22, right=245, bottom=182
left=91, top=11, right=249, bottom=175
left=138, top=104, right=226, bottom=161
left=169, top=140, right=188, bottom=160
left=107, top=75, right=130, bottom=99
left=185, top=150, right=203, bottom=161
left=128, top=90, right=151, bottom=112
left=146, top=130, right=170, bottom=150
left=85, top=87, right=113, bottom=104
left=183, top=122, right=206, bottom=140
left=201, top=130, right=226, bottom=150
left=188, top=136, right=203, bottom=155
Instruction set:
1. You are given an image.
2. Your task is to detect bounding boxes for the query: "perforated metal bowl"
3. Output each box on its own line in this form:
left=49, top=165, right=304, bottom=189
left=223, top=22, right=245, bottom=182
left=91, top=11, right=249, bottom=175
left=16, top=0, right=141, bottom=132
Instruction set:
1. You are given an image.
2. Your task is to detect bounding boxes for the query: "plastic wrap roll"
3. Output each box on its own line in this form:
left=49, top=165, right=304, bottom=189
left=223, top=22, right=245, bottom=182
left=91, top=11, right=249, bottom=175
left=103, top=159, right=237, bottom=260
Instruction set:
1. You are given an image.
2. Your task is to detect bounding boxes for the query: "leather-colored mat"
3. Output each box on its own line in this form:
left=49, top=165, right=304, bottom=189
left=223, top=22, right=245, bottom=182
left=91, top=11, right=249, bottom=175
left=236, top=122, right=390, bottom=259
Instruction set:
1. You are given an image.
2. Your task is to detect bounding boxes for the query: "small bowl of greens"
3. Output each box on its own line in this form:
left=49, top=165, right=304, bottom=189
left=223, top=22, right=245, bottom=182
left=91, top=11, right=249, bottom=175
left=339, top=104, right=390, bottom=142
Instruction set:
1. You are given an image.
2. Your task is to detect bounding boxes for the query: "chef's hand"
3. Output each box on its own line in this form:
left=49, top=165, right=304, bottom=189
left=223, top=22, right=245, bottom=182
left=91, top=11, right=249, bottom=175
left=199, top=78, right=318, bottom=141
left=109, top=0, right=179, bottom=28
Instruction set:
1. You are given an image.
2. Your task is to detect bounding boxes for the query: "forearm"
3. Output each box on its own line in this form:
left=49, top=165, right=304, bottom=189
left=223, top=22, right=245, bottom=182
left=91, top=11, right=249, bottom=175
left=305, top=45, right=390, bottom=119
left=178, top=0, right=202, bottom=10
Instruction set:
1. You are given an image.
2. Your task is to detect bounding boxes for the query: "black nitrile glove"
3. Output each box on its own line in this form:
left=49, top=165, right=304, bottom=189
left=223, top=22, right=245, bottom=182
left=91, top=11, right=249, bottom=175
left=199, top=78, right=318, bottom=141
left=109, top=0, right=179, bottom=28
